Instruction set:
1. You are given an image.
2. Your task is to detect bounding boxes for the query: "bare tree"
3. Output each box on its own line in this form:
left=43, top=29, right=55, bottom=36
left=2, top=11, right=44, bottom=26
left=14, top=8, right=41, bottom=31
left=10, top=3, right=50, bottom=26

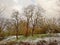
left=0, top=18, right=8, bottom=39
left=6, top=19, right=14, bottom=36
left=24, top=5, right=35, bottom=36
left=24, top=4, right=44, bottom=36
left=43, top=17, right=60, bottom=38
left=0, top=6, right=6, bottom=39
left=12, top=10, right=20, bottom=39
left=30, top=5, right=44, bottom=36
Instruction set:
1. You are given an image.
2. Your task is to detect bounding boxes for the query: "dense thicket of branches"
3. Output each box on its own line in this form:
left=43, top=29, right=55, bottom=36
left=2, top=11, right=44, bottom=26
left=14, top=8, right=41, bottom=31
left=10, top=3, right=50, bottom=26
left=0, top=4, right=60, bottom=40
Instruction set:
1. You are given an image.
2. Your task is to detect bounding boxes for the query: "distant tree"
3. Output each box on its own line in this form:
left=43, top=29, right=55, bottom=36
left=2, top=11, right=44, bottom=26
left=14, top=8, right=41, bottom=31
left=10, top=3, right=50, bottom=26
left=0, top=18, right=8, bottom=39
left=6, top=19, right=14, bottom=36
left=45, top=17, right=59, bottom=35
left=0, top=7, right=6, bottom=38
left=57, top=17, right=60, bottom=32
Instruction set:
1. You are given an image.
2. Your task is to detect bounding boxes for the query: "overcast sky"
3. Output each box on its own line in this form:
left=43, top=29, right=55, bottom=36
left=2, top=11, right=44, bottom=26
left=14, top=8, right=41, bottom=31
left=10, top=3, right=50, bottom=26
left=0, top=0, right=60, bottom=19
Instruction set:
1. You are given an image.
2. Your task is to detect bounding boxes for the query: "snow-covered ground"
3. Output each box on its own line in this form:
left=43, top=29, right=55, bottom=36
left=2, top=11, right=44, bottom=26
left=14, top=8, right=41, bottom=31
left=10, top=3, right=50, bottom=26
left=0, top=33, right=60, bottom=44
left=0, top=36, right=22, bottom=44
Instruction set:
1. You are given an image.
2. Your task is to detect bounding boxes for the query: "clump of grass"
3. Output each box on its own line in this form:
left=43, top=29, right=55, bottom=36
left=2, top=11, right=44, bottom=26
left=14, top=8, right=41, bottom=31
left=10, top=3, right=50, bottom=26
left=17, top=35, right=27, bottom=42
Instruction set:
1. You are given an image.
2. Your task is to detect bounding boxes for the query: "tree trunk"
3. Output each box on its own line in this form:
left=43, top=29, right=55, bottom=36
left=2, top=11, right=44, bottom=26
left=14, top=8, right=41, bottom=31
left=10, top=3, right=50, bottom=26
left=32, top=24, right=35, bottom=36
left=16, top=26, right=19, bottom=39
left=16, top=18, right=19, bottom=39
left=25, top=19, right=29, bottom=37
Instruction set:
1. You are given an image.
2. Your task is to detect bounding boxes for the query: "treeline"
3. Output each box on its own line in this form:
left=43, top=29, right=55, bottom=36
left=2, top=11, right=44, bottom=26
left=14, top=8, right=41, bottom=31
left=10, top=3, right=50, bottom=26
left=0, top=4, right=60, bottom=40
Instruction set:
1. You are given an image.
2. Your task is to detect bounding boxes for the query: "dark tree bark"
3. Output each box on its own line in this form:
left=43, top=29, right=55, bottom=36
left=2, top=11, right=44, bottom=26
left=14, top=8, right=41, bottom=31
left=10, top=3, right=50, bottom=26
left=32, top=24, right=35, bottom=36
left=25, top=18, right=29, bottom=36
